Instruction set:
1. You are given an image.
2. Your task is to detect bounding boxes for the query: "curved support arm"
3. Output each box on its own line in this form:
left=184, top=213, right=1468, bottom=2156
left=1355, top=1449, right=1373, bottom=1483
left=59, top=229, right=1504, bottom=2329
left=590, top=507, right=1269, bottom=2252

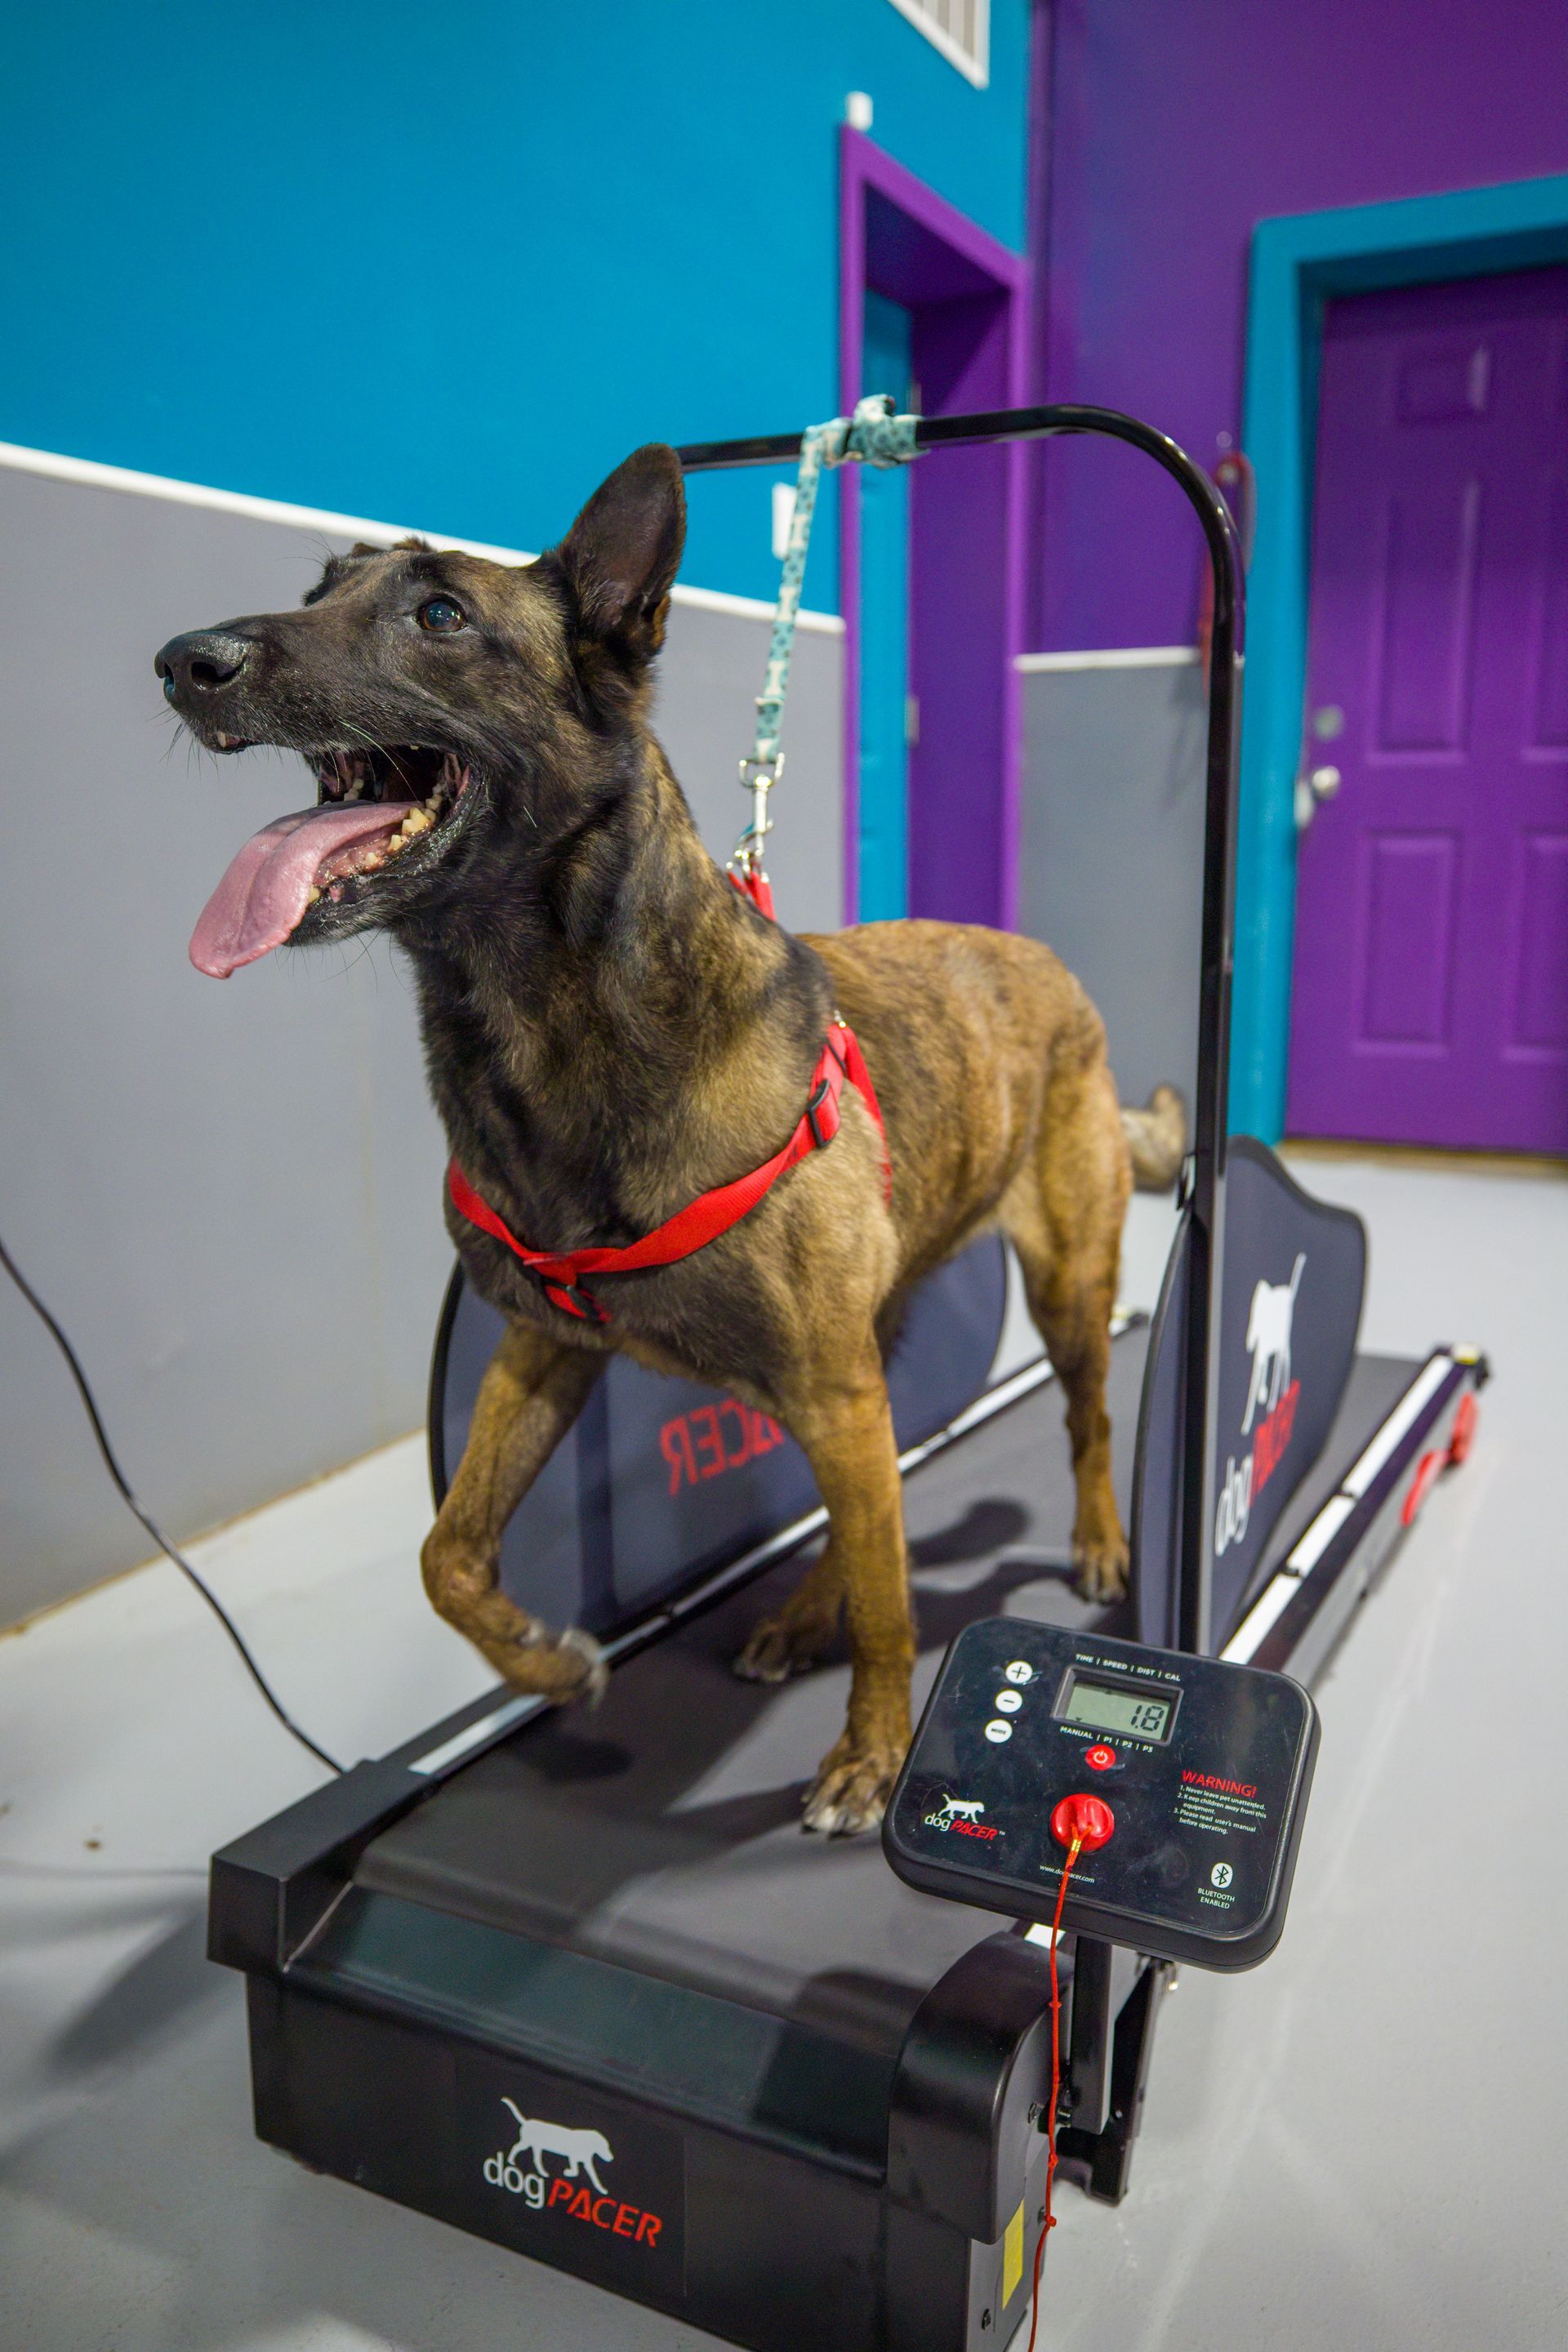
left=678, top=403, right=1244, bottom=1654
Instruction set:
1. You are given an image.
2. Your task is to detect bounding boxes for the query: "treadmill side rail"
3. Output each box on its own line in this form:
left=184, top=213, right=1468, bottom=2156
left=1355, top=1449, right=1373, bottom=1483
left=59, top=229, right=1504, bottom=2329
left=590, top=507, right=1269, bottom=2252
left=1232, top=1351, right=1482, bottom=1686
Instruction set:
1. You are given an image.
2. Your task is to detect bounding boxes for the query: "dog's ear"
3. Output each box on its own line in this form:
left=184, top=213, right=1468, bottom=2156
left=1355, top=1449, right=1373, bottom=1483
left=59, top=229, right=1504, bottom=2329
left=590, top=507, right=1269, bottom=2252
left=550, top=445, right=686, bottom=668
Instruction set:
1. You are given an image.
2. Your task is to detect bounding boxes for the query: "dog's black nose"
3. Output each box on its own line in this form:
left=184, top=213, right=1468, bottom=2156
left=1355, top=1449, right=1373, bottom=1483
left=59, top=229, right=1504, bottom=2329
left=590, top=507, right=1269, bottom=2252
left=154, top=629, right=253, bottom=699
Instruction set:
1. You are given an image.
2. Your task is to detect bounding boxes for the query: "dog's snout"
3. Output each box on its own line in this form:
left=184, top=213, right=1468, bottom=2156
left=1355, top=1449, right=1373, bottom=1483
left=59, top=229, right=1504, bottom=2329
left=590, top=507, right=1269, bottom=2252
left=154, top=628, right=254, bottom=699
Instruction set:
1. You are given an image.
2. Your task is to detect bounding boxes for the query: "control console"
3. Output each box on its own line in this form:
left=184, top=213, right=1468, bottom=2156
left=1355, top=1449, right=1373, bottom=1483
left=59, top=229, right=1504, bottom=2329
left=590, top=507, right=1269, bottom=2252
left=884, top=1619, right=1319, bottom=1969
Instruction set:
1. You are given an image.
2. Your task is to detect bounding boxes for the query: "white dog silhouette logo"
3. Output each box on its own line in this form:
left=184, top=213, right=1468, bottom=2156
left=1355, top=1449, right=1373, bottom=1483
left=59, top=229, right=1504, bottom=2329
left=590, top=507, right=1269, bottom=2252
left=501, top=2101, right=613, bottom=2190
left=936, top=1795, right=984, bottom=1825
left=484, top=2101, right=613, bottom=2202
left=1242, top=1255, right=1304, bottom=1433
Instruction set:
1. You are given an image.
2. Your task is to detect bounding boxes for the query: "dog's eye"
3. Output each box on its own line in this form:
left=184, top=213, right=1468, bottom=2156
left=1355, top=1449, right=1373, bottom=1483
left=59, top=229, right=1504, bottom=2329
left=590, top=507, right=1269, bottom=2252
left=417, top=597, right=467, bottom=634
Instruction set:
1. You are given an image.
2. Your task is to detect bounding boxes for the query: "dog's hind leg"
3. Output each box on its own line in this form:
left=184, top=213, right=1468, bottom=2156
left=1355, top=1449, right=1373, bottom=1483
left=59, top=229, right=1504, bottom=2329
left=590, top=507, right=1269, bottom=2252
left=421, top=1321, right=608, bottom=1701
left=1000, top=1048, right=1131, bottom=1605
left=732, top=1544, right=844, bottom=1683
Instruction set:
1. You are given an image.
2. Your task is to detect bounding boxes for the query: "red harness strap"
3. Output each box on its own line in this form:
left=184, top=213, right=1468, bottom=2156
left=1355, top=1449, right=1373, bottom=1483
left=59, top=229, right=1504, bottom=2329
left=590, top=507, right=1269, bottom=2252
left=728, top=867, right=777, bottom=921
left=447, top=1018, right=890, bottom=1324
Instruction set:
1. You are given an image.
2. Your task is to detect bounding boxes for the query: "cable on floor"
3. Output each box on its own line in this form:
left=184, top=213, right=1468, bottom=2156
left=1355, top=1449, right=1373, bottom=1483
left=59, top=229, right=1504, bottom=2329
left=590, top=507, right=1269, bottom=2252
left=1, top=1227, right=344, bottom=1775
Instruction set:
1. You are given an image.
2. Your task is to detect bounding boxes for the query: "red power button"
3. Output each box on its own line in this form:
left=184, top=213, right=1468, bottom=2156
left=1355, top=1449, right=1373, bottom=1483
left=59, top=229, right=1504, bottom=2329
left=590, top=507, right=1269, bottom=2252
left=1085, top=1744, right=1116, bottom=1771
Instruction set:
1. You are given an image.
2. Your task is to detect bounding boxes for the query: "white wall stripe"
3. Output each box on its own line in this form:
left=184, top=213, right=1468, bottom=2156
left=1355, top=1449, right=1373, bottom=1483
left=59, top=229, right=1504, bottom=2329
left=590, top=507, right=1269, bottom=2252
left=0, top=439, right=843, bottom=634
left=1015, top=646, right=1197, bottom=674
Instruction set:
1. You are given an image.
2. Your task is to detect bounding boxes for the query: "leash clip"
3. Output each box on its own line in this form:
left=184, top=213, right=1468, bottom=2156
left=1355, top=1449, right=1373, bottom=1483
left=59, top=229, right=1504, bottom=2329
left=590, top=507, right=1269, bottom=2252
left=736, top=749, right=783, bottom=882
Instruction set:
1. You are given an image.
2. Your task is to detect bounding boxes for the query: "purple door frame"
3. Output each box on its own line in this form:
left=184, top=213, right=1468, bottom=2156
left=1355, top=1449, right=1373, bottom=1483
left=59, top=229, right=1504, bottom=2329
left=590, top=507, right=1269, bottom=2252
left=838, top=129, right=1029, bottom=927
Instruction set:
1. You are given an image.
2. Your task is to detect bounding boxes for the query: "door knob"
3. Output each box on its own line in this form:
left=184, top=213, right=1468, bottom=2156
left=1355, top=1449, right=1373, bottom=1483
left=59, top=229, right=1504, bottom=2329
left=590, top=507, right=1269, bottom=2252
left=1295, top=764, right=1343, bottom=831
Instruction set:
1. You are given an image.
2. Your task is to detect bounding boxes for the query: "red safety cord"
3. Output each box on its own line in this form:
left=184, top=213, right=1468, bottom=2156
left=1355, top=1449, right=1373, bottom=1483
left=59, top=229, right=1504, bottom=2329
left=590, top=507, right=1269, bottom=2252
left=1027, top=1793, right=1116, bottom=2352
left=1025, top=1830, right=1080, bottom=2352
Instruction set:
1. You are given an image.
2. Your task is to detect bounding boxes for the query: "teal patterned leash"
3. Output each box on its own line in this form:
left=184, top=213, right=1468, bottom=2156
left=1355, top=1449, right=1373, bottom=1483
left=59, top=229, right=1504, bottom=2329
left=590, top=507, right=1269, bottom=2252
left=731, top=394, right=920, bottom=892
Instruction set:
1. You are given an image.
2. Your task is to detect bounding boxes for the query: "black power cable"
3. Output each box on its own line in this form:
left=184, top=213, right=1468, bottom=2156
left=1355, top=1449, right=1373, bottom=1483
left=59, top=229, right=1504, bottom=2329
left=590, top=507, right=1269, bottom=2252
left=1, top=1228, right=344, bottom=1775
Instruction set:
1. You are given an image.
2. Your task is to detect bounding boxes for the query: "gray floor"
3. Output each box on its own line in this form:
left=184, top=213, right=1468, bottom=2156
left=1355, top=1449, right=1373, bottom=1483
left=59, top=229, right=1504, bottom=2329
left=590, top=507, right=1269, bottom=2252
left=1, top=1159, right=1563, bottom=2351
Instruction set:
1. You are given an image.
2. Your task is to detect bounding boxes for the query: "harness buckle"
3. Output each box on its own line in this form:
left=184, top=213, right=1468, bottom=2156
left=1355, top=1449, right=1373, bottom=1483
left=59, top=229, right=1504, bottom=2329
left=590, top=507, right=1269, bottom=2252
left=538, top=1272, right=610, bottom=1325
left=805, top=1077, right=837, bottom=1152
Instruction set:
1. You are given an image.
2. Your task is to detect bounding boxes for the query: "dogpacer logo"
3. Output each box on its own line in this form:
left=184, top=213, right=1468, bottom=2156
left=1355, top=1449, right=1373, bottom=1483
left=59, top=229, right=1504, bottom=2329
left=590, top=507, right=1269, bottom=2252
left=923, top=1793, right=1000, bottom=1842
left=1215, top=1253, right=1305, bottom=1556
left=483, top=2100, right=666, bottom=2251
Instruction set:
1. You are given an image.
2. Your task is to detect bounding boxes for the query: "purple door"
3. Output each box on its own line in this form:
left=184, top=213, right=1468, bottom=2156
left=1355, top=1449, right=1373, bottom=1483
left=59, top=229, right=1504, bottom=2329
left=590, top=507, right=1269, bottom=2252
left=1288, top=269, right=1568, bottom=1154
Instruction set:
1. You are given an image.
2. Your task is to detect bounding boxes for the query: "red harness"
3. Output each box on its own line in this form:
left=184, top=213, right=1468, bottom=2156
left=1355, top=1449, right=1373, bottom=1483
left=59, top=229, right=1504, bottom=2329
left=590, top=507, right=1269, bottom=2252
left=447, top=880, right=889, bottom=1324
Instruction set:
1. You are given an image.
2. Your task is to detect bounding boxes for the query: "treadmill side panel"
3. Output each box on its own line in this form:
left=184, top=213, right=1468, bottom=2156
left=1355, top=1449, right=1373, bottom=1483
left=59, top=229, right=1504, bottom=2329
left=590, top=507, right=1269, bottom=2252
left=243, top=1962, right=1006, bottom=2351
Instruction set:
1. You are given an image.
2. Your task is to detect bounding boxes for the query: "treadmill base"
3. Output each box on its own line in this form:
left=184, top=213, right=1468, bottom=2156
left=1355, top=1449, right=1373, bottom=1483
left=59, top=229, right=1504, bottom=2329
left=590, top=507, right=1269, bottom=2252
left=213, top=1336, right=1482, bottom=2352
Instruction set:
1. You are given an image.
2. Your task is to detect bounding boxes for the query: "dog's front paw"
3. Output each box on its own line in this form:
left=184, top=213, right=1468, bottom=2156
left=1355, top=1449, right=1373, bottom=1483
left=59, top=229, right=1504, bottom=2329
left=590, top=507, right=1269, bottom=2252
left=498, top=1622, right=609, bottom=1707
left=1073, top=1530, right=1129, bottom=1606
left=802, top=1733, right=904, bottom=1837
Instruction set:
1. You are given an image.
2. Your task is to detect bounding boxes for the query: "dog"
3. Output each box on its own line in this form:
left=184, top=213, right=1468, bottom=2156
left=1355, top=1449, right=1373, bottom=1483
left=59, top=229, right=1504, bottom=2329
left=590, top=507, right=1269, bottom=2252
left=1242, top=1254, right=1304, bottom=1433
left=157, top=443, right=1183, bottom=1835
left=935, top=1796, right=986, bottom=1825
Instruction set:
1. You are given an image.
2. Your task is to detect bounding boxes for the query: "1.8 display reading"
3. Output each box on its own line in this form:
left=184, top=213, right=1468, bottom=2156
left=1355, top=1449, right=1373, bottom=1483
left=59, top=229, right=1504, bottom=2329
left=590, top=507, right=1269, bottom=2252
left=1059, top=1675, right=1174, bottom=1742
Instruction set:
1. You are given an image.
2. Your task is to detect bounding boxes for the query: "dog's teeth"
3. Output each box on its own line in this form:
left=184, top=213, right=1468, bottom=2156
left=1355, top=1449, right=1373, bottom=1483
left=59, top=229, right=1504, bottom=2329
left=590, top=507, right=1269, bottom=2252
left=399, top=808, right=434, bottom=839
left=305, top=885, right=321, bottom=906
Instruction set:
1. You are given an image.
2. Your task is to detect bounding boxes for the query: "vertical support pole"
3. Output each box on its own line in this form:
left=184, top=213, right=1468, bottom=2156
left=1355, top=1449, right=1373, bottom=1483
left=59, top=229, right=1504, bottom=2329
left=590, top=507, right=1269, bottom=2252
left=1178, top=501, right=1244, bottom=1658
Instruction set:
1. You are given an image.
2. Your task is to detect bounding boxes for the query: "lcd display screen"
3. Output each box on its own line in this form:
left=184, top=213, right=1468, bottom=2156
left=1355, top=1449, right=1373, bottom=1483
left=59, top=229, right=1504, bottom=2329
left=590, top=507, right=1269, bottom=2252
left=1059, top=1675, right=1175, bottom=1743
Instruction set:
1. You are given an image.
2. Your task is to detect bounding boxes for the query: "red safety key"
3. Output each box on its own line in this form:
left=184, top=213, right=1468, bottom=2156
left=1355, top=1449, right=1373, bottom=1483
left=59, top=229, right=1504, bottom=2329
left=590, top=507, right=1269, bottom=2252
left=1050, top=1792, right=1115, bottom=1852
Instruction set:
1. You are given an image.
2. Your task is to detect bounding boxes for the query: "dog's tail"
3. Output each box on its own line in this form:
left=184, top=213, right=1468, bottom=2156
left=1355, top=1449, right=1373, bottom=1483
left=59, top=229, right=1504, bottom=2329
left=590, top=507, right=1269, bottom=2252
left=1120, top=1084, right=1187, bottom=1192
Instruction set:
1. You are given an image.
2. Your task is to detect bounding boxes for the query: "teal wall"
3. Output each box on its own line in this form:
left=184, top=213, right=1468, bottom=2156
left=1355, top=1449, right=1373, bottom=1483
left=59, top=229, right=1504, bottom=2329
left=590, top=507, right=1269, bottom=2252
left=857, top=288, right=915, bottom=917
left=0, top=0, right=1030, bottom=606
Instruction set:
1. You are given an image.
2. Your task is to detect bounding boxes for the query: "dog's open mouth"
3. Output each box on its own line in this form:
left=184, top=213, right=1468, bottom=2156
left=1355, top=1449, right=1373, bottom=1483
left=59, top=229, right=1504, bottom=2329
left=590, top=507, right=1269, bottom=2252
left=189, top=745, right=474, bottom=978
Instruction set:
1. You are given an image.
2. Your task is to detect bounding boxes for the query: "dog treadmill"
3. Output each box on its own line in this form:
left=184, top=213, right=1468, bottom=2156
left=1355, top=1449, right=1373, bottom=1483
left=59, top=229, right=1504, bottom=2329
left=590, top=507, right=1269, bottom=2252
left=207, top=407, right=1486, bottom=2352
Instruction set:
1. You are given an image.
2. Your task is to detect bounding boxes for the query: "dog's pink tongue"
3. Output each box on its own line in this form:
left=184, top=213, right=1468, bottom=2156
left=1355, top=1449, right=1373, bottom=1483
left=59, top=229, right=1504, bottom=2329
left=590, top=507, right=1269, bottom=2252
left=189, top=803, right=403, bottom=978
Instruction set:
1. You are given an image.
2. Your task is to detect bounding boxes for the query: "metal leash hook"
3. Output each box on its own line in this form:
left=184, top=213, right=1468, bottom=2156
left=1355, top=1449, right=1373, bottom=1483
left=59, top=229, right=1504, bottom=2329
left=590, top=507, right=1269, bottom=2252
left=728, top=394, right=920, bottom=916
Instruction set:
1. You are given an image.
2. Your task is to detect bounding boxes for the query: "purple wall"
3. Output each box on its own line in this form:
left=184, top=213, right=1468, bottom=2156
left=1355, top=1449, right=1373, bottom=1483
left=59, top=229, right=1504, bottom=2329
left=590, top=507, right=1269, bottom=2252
left=1032, top=0, right=1568, bottom=651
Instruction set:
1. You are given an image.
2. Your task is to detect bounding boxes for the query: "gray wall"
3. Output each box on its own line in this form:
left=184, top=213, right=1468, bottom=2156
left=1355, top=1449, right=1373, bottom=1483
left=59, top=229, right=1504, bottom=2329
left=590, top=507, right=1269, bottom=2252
left=1017, top=657, right=1205, bottom=1114
left=0, top=462, right=842, bottom=1626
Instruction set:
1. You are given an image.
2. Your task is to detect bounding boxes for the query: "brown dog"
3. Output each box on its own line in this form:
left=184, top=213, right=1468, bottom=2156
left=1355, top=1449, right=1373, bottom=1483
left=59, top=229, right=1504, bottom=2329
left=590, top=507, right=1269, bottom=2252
left=158, top=445, right=1182, bottom=1834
